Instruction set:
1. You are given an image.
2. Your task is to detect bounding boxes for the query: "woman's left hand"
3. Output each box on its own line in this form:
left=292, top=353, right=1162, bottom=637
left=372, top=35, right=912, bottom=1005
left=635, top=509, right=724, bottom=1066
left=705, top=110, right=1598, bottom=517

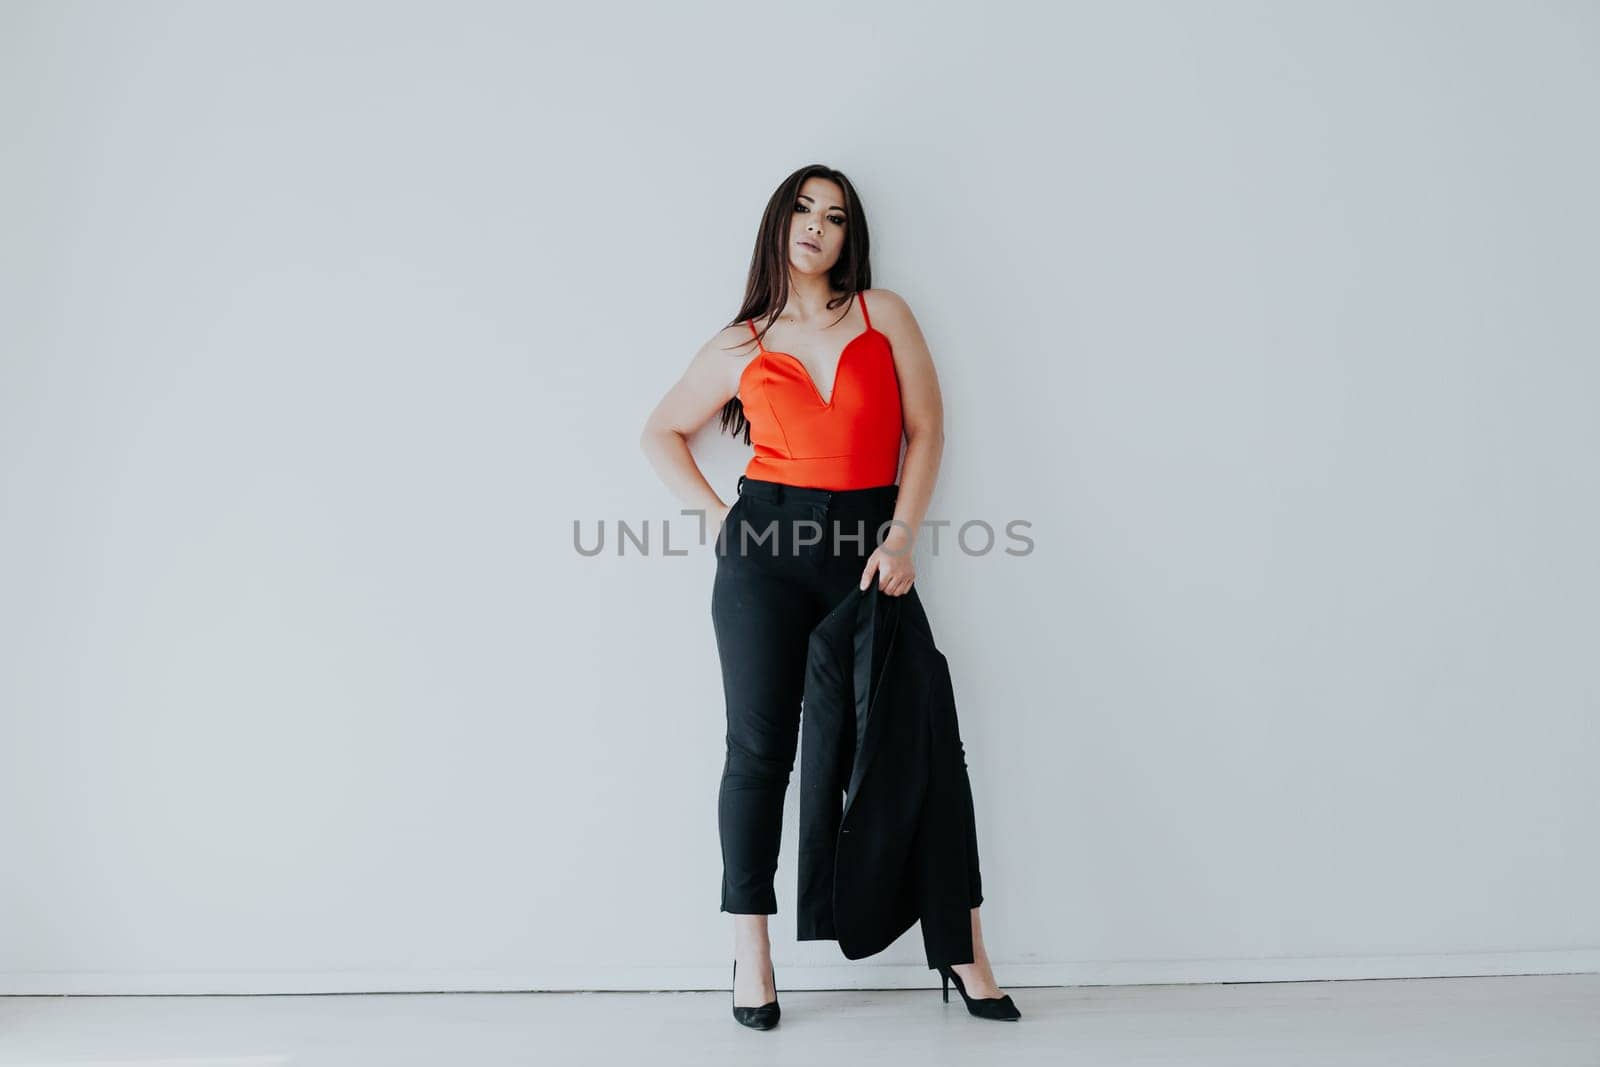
left=860, top=540, right=916, bottom=596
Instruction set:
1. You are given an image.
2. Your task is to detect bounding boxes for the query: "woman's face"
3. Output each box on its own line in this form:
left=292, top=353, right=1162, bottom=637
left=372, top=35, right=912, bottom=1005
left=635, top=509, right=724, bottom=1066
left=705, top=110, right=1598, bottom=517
left=788, top=177, right=848, bottom=275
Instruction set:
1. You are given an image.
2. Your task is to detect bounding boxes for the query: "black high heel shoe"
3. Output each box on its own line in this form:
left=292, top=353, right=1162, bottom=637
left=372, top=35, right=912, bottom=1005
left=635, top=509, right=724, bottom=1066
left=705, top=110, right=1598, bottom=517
left=730, top=958, right=780, bottom=1029
left=938, top=963, right=1021, bottom=1021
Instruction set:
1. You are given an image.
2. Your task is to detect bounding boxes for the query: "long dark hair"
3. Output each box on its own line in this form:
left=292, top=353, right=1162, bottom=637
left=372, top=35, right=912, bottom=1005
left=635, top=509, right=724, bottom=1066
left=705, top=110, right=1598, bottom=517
left=717, top=164, right=873, bottom=444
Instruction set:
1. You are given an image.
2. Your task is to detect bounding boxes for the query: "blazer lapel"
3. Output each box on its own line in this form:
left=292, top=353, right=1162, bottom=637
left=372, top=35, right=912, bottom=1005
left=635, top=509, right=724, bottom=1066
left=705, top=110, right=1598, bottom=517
left=841, top=581, right=902, bottom=829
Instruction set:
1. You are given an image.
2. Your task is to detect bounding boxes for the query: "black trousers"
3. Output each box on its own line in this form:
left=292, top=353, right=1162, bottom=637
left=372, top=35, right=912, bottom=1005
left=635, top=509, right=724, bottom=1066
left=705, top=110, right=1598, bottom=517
left=711, top=474, right=905, bottom=915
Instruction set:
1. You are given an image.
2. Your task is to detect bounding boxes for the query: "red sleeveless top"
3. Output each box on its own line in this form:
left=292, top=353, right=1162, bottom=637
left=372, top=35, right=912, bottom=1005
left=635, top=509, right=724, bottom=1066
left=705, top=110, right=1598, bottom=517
left=738, top=290, right=903, bottom=490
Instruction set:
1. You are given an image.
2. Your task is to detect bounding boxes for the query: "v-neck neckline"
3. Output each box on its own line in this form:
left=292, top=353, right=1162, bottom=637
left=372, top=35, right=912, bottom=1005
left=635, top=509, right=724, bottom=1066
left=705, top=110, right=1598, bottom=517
left=757, top=327, right=877, bottom=408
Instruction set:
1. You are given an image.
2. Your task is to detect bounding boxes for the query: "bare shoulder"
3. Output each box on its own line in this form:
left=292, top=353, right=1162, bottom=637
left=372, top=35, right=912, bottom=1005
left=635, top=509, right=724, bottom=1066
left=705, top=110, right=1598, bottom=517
left=862, top=286, right=913, bottom=319
left=700, top=320, right=758, bottom=357
left=642, top=319, right=763, bottom=437
left=691, top=319, right=762, bottom=397
left=861, top=288, right=931, bottom=359
left=862, top=288, right=925, bottom=336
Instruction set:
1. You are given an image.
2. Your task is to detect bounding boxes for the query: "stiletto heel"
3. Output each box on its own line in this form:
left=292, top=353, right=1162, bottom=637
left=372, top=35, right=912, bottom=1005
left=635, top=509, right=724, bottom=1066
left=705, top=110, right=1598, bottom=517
left=936, top=963, right=1021, bottom=1021
left=730, top=958, right=780, bottom=1030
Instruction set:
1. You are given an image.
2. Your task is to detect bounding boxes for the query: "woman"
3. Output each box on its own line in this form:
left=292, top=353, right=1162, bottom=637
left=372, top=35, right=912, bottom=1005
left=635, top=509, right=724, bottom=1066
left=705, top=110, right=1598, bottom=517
left=639, top=164, right=1018, bottom=1027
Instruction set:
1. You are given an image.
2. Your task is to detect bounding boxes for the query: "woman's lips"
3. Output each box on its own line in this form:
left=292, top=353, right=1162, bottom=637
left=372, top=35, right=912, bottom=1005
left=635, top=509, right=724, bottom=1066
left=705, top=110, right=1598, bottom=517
left=799, top=240, right=820, bottom=252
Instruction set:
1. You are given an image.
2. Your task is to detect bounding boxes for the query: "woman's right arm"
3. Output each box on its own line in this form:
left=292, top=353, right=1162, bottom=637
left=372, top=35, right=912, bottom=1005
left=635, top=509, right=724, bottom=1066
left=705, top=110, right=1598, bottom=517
left=638, top=324, right=748, bottom=526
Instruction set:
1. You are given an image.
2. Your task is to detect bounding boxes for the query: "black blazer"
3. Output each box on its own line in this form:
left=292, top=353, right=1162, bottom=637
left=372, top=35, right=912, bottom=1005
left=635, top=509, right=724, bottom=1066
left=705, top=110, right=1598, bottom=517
left=796, top=580, right=984, bottom=969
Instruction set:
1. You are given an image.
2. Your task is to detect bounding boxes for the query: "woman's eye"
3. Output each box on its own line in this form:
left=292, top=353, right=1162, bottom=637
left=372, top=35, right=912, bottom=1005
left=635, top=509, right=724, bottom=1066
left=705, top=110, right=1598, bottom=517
left=794, top=203, right=846, bottom=227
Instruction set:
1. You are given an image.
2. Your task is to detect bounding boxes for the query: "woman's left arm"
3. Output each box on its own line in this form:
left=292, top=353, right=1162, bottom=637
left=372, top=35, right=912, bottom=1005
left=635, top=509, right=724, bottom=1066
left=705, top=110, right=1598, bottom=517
left=860, top=289, right=944, bottom=595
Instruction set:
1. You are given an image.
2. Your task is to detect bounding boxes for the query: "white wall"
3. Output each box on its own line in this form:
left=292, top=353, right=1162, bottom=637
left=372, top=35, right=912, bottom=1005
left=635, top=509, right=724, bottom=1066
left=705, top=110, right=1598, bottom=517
left=2, top=0, right=1596, bottom=994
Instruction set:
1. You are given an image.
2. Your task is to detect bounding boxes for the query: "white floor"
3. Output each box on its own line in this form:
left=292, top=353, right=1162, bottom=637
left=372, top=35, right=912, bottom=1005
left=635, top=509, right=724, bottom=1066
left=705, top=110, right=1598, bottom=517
left=1, top=974, right=1596, bottom=1066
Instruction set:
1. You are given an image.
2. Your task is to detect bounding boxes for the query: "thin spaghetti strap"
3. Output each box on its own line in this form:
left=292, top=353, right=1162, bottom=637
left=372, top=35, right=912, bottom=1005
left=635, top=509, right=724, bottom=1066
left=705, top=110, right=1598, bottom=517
left=857, top=290, right=872, bottom=330
left=745, top=319, right=764, bottom=351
